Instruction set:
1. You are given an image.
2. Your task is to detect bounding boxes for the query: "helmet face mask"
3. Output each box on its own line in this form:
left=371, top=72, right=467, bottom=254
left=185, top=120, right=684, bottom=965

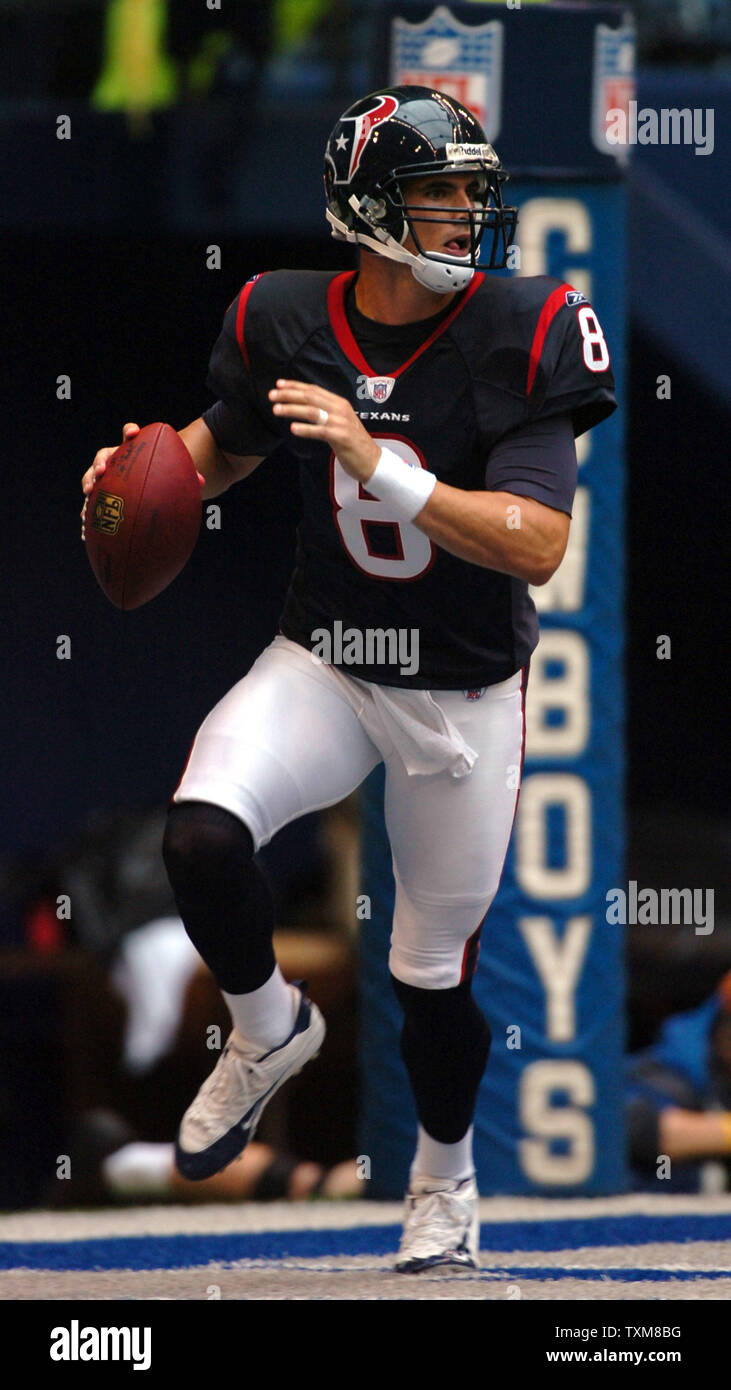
left=391, top=170, right=515, bottom=270
left=324, top=86, right=518, bottom=293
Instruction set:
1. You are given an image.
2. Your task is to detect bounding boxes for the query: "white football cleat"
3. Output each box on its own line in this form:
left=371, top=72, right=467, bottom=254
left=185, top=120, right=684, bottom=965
left=175, top=986, right=325, bottom=1181
left=395, top=1174, right=480, bottom=1273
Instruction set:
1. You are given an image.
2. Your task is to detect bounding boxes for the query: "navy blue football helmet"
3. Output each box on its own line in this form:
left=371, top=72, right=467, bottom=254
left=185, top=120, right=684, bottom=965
left=324, top=86, right=518, bottom=293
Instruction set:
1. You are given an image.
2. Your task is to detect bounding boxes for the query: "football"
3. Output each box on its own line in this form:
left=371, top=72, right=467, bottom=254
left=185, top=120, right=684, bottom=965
left=85, top=423, right=202, bottom=610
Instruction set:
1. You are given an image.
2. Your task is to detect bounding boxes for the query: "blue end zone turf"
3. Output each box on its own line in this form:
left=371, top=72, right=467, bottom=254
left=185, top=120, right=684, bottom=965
left=3, top=1213, right=731, bottom=1272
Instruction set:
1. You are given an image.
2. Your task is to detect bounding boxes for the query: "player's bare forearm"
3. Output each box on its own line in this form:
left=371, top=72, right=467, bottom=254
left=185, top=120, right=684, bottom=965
left=83, top=417, right=262, bottom=510
left=267, top=381, right=569, bottom=584
left=658, top=1107, right=731, bottom=1161
left=178, top=417, right=264, bottom=498
left=414, top=482, right=569, bottom=586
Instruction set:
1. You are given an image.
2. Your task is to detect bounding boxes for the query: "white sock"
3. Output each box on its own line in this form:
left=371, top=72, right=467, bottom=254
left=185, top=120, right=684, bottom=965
left=102, top=1143, right=174, bottom=1196
left=411, top=1125, right=475, bottom=1184
left=223, top=966, right=298, bottom=1051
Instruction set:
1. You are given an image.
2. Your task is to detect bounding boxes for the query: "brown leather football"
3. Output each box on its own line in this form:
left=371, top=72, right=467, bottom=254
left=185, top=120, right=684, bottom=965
left=85, top=423, right=201, bottom=609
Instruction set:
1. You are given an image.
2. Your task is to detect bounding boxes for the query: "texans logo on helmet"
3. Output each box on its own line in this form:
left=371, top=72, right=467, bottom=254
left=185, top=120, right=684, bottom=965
left=339, top=93, right=400, bottom=182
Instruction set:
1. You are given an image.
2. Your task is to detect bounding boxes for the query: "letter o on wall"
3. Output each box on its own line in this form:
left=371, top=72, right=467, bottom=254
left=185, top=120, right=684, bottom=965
left=516, top=774, right=591, bottom=899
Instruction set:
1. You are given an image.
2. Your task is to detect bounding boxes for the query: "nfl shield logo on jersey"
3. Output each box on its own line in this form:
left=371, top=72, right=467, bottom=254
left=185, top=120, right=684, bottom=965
left=592, top=22, right=636, bottom=158
left=391, top=4, right=504, bottom=141
left=368, top=377, right=395, bottom=404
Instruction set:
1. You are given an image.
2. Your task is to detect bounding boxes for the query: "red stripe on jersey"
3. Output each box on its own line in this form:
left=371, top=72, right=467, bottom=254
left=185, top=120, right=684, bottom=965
left=327, top=272, right=371, bottom=373
left=327, top=269, right=485, bottom=379
left=235, top=274, right=266, bottom=369
left=525, top=282, right=574, bottom=397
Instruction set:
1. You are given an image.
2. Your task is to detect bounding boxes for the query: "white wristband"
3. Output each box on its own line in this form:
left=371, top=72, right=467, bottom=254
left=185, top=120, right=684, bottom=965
left=365, top=447, right=437, bottom=523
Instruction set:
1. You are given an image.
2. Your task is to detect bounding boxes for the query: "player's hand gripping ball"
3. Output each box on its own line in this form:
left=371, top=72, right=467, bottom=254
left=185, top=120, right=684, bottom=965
left=84, top=423, right=202, bottom=609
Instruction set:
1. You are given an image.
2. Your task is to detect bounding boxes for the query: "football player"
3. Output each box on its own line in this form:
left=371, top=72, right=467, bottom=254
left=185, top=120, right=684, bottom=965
left=83, top=88, right=616, bottom=1272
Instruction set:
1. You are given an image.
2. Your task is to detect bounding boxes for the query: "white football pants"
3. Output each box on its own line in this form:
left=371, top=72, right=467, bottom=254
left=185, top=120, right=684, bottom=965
left=174, top=636, right=526, bottom=989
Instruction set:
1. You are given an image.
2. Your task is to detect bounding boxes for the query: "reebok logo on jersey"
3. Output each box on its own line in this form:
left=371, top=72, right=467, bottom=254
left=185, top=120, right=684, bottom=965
left=565, top=291, right=587, bottom=306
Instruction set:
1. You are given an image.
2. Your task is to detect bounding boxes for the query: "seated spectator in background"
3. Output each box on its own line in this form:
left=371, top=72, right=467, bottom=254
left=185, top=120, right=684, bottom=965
left=4, top=803, right=360, bottom=1208
left=626, top=971, right=731, bottom=1192
left=49, top=1106, right=360, bottom=1207
left=72, top=905, right=361, bottom=1204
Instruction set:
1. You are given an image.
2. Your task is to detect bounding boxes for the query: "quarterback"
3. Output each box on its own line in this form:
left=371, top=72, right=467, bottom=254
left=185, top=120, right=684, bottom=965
left=83, top=88, right=615, bottom=1271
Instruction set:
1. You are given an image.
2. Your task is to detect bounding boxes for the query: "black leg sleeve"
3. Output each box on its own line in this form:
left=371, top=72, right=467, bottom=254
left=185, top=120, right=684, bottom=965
left=392, top=975, right=492, bottom=1144
left=162, top=800, right=276, bottom=994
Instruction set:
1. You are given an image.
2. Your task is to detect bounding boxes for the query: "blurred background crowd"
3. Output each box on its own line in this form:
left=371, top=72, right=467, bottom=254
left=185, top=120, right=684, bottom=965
left=1, top=1, right=729, bottom=108
left=2, top=0, right=730, bottom=1208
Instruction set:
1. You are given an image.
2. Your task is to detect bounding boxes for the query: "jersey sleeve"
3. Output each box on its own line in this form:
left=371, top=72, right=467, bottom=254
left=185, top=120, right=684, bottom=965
left=484, top=413, right=577, bottom=516
left=527, top=287, right=617, bottom=438
left=201, top=280, right=283, bottom=458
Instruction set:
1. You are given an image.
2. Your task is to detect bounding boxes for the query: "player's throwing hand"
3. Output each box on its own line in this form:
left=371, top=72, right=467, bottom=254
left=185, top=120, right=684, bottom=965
left=269, top=380, right=381, bottom=484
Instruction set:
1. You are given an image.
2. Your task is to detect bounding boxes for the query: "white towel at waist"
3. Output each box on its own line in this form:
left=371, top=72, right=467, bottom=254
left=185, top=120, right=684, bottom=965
left=351, top=679, right=478, bottom=779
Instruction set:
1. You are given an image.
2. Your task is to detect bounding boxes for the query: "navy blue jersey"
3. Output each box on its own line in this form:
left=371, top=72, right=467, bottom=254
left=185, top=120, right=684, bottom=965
left=203, top=269, right=616, bottom=688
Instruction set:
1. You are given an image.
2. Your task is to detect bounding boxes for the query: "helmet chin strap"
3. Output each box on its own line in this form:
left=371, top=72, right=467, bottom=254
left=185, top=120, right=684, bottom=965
left=326, top=201, right=475, bottom=295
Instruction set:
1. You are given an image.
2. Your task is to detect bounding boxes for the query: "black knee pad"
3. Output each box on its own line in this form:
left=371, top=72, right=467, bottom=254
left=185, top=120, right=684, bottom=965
left=392, top=976, right=491, bottom=1144
left=162, top=800, right=274, bottom=994
left=162, top=800, right=255, bottom=890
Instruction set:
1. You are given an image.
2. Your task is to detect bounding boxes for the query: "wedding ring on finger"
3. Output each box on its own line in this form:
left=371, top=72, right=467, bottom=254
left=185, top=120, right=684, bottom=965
left=318, top=409, right=329, bottom=424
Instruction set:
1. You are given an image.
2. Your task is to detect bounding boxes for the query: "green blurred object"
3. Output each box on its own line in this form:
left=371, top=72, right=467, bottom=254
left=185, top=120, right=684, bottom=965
left=274, top=0, right=331, bottom=53
left=92, top=0, right=178, bottom=116
left=187, top=31, right=235, bottom=97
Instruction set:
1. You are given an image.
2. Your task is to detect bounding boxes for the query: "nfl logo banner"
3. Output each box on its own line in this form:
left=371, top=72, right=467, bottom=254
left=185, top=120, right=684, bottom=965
left=390, top=4, right=504, bottom=140
left=592, top=22, right=636, bottom=158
